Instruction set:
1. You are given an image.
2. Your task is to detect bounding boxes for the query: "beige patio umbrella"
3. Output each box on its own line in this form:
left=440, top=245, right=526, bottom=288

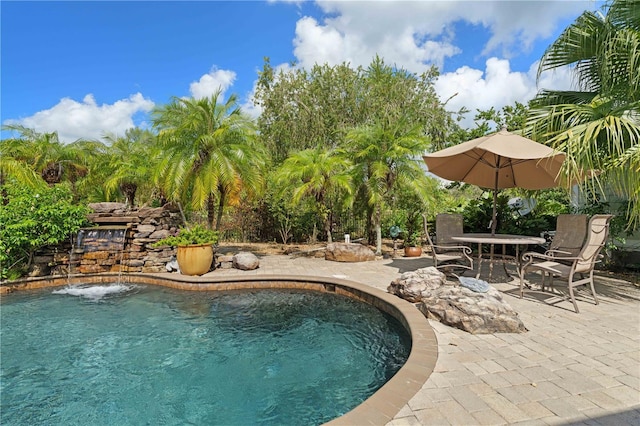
left=423, top=126, right=566, bottom=236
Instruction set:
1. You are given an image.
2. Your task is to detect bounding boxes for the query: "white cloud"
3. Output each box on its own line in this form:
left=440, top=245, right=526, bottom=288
left=189, top=68, right=236, bottom=100
left=241, top=79, right=263, bottom=119
left=435, top=57, right=576, bottom=128
left=4, top=93, right=154, bottom=143
left=535, top=61, right=576, bottom=93
left=3, top=66, right=240, bottom=143
left=290, top=0, right=591, bottom=73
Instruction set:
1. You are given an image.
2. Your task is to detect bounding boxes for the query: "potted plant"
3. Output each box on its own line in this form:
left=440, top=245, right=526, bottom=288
left=152, top=224, right=219, bottom=275
left=403, top=231, right=423, bottom=257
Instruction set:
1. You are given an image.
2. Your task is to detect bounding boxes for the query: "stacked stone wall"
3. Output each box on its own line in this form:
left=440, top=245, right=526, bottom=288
left=30, top=202, right=184, bottom=277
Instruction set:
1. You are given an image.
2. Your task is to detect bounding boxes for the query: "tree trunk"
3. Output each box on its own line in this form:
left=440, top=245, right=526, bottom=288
left=120, top=182, right=137, bottom=207
left=324, top=218, right=333, bottom=243
left=374, top=205, right=382, bottom=255
left=215, top=187, right=226, bottom=231
left=41, top=162, right=62, bottom=185
left=366, top=203, right=375, bottom=244
left=207, top=193, right=216, bottom=229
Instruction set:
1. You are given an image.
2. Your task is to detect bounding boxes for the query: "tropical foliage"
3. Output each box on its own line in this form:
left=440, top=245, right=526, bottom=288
left=274, top=147, right=352, bottom=243
left=526, top=0, right=640, bottom=228
left=1, top=125, right=90, bottom=190
left=3, top=6, right=639, bottom=278
left=152, top=224, right=219, bottom=247
left=0, top=182, right=90, bottom=279
left=102, top=128, right=158, bottom=207
left=152, top=91, right=267, bottom=230
left=256, top=56, right=451, bottom=251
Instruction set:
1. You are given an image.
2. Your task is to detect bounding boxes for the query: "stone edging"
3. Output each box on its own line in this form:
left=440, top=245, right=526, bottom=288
left=1, top=273, right=438, bottom=425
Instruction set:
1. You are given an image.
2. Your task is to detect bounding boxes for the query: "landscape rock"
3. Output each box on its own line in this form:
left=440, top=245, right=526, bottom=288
left=325, top=243, right=375, bottom=262
left=28, top=263, right=50, bottom=278
left=137, top=207, right=165, bottom=218
left=387, top=267, right=448, bottom=302
left=233, top=252, right=260, bottom=270
left=88, top=202, right=127, bottom=213
left=388, top=267, right=526, bottom=334
left=34, top=204, right=184, bottom=276
left=216, top=254, right=234, bottom=269
left=149, top=229, right=172, bottom=240
left=419, top=286, right=527, bottom=334
left=136, top=224, right=156, bottom=234
left=166, top=259, right=180, bottom=272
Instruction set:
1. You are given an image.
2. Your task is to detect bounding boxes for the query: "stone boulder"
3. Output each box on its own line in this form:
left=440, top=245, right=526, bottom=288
left=387, top=267, right=526, bottom=334
left=387, top=267, right=448, bottom=302
left=88, top=202, right=127, bottom=213
left=137, top=207, right=166, bottom=219
left=149, top=229, right=171, bottom=240
left=233, top=252, right=260, bottom=270
left=216, top=255, right=234, bottom=269
left=325, top=243, right=375, bottom=262
left=418, top=286, right=527, bottom=334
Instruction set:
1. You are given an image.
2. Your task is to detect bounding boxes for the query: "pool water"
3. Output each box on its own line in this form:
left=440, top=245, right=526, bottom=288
left=1, top=285, right=410, bottom=425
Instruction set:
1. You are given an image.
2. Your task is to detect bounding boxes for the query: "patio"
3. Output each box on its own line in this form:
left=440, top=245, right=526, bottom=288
left=205, top=252, right=640, bottom=425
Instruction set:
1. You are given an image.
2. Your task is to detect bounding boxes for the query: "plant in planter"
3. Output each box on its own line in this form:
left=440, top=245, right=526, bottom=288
left=403, top=231, right=423, bottom=257
left=152, top=224, right=219, bottom=275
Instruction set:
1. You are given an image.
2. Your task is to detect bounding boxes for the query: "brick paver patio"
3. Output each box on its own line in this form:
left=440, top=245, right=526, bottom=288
left=207, top=252, right=640, bottom=425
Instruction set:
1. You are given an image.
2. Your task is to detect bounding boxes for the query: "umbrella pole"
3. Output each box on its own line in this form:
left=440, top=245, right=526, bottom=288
left=491, top=160, right=499, bottom=236
left=491, top=189, right=498, bottom=236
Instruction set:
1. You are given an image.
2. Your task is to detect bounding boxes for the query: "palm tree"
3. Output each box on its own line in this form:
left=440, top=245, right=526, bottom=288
left=102, top=128, right=157, bottom=207
left=526, top=0, right=640, bottom=228
left=152, top=90, right=266, bottom=229
left=346, top=119, right=431, bottom=254
left=274, top=147, right=353, bottom=243
left=0, top=143, right=45, bottom=189
left=0, top=125, right=90, bottom=188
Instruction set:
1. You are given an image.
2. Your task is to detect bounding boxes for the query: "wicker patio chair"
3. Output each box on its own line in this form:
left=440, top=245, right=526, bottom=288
left=422, top=213, right=473, bottom=274
left=519, top=214, right=613, bottom=313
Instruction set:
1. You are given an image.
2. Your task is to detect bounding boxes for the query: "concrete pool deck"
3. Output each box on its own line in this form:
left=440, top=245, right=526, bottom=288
left=204, top=253, right=640, bottom=425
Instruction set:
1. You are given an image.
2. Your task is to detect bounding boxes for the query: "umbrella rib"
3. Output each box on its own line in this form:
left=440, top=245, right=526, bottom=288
left=458, top=151, right=494, bottom=182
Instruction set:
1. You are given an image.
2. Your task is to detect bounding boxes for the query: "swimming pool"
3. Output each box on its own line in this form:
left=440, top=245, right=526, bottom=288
left=1, top=282, right=412, bottom=425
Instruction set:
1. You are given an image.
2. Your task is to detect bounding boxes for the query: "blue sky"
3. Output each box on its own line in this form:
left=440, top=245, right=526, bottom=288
left=2, top=1, right=600, bottom=142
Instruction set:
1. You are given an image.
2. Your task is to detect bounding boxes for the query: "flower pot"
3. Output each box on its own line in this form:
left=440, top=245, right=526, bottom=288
left=404, top=246, right=423, bottom=257
left=176, top=244, right=214, bottom=276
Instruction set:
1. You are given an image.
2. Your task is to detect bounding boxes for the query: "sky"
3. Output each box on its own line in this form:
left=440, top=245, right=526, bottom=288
left=1, top=0, right=602, bottom=143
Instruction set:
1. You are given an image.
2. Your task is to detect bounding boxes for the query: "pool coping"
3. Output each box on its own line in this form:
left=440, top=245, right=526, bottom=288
left=2, top=272, right=438, bottom=425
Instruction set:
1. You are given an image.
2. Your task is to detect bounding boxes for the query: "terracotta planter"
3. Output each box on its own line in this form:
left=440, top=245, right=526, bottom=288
left=404, top=246, right=423, bottom=257
left=176, top=244, right=214, bottom=276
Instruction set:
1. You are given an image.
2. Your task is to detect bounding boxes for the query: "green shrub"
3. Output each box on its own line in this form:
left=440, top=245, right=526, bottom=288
left=404, top=231, right=421, bottom=247
left=0, top=182, right=90, bottom=280
left=152, top=224, right=219, bottom=247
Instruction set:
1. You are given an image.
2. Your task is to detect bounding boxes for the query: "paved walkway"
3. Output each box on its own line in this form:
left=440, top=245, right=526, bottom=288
left=206, top=253, right=640, bottom=425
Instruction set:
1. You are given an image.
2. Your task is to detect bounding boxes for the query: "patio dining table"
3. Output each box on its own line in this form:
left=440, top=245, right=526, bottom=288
left=451, top=233, right=546, bottom=281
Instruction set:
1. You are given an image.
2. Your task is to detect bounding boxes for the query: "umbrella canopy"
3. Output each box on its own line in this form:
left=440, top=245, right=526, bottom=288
left=423, top=127, right=566, bottom=235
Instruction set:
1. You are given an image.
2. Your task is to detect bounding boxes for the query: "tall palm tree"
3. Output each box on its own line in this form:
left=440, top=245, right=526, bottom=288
left=526, top=0, right=640, bottom=228
left=152, top=90, right=266, bottom=229
left=274, top=147, right=353, bottom=242
left=102, top=128, right=157, bottom=207
left=346, top=119, right=431, bottom=254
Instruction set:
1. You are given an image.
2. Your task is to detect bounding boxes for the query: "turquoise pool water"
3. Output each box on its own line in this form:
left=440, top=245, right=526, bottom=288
left=1, top=285, right=410, bottom=425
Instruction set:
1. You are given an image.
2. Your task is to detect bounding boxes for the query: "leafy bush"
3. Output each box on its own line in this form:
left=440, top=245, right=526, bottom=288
left=404, top=231, right=421, bottom=247
left=0, top=183, right=90, bottom=280
left=460, top=189, right=570, bottom=237
left=152, top=224, right=219, bottom=247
